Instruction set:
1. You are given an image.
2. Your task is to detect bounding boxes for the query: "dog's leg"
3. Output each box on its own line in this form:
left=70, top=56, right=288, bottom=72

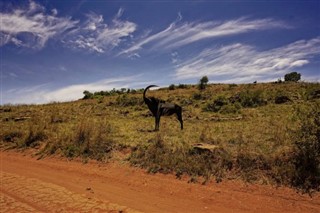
left=177, top=108, right=183, bottom=130
left=155, top=105, right=162, bottom=131
left=154, top=115, right=159, bottom=131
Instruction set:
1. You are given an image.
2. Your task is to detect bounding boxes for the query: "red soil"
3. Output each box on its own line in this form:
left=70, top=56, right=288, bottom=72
left=1, top=151, right=319, bottom=213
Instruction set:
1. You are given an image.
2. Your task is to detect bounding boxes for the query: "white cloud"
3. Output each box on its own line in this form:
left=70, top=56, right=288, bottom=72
left=290, top=60, right=309, bottom=67
left=115, top=7, right=125, bottom=19
left=67, top=8, right=137, bottom=53
left=119, top=16, right=289, bottom=56
left=51, top=9, right=58, bottom=16
left=9, top=72, right=18, bottom=78
left=302, top=75, right=320, bottom=82
left=0, top=1, right=78, bottom=49
left=171, top=51, right=179, bottom=64
left=174, top=37, right=320, bottom=83
left=3, top=75, right=143, bottom=104
left=0, top=2, right=136, bottom=52
left=84, top=13, right=104, bottom=31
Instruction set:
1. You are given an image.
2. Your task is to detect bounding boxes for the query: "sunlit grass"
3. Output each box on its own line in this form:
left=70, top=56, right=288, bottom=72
left=1, top=82, right=319, bottom=192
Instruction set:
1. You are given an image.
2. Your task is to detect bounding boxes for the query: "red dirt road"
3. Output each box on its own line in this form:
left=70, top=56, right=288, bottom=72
left=1, top=151, right=319, bottom=213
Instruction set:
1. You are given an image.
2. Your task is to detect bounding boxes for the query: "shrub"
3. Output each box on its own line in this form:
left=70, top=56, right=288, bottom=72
left=59, top=119, right=115, bottom=160
left=235, top=152, right=271, bottom=182
left=74, top=121, right=92, bottom=146
left=96, top=95, right=104, bottom=104
left=205, top=96, right=228, bottom=112
left=83, top=90, right=93, bottom=99
left=24, top=128, right=47, bottom=147
left=169, top=84, right=175, bottom=90
left=192, top=93, right=202, bottom=100
left=274, top=90, right=292, bottom=104
left=275, top=95, right=291, bottom=104
left=284, top=72, right=301, bottom=82
left=177, top=84, right=188, bottom=89
left=2, top=131, right=23, bottom=143
left=220, top=103, right=241, bottom=114
left=274, top=78, right=283, bottom=84
left=64, top=144, right=79, bottom=158
left=306, top=86, right=320, bottom=100
left=290, top=102, right=320, bottom=193
left=88, top=121, right=115, bottom=161
left=130, top=89, right=137, bottom=94
left=228, top=94, right=241, bottom=103
left=239, top=90, right=266, bottom=108
left=310, top=90, right=320, bottom=100
left=115, top=94, right=143, bottom=107
left=42, top=140, right=62, bottom=155
left=130, top=134, right=232, bottom=183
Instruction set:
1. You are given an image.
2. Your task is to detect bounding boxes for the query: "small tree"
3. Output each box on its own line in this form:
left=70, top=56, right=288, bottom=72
left=169, top=84, right=175, bottom=90
left=198, top=76, right=209, bottom=90
left=83, top=90, right=93, bottom=99
left=284, top=72, right=301, bottom=82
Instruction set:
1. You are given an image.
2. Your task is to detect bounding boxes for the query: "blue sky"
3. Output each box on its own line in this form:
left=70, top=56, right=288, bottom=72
left=1, top=0, right=319, bottom=104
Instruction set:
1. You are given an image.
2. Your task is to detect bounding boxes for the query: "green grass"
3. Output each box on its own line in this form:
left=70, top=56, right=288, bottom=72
left=1, top=82, right=319, bottom=193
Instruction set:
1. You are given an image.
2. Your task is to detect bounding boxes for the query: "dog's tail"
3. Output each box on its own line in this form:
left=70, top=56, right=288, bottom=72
left=143, top=85, right=158, bottom=100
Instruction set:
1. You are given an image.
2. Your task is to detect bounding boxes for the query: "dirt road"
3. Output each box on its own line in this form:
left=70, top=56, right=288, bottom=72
left=1, top=151, right=319, bottom=213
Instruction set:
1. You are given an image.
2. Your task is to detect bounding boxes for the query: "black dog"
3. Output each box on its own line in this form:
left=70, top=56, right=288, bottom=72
left=143, top=85, right=183, bottom=131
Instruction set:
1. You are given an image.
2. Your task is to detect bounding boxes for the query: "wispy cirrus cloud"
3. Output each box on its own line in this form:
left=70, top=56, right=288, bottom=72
left=174, top=37, right=320, bottom=82
left=119, top=15, right=290, bottom=56
left=4, top=75, right=144, bottom=104
left=0, top=1, right=78, bottom=49
left=66, top=8, right=137, bottom=53
left=0, top=1, right=136, bottom=52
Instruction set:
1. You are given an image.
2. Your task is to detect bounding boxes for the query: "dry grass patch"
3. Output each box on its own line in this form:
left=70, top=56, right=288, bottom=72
left=1, top=82, right=320, bottom=193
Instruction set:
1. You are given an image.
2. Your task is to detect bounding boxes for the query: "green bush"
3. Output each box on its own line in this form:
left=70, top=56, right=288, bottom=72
left=204, top=96, right=242, bottom=114
left=284, top=72, right=301, bottom=82
left=169, top=84, right=175, bottom=90
left=115, top=94, right=143, bottom=107
left=83, top=90, right=93, bottom=99
left=220, top=103, right=241, bottom=114
left=177, top=84, right=188, bottom=89
left=305, top=84, right=320, bottom=100
left=290, top=102, right=320, bottom=193
left=205, top=96, right=228, bottom=112
left=239, top=90, right=266, bottom=108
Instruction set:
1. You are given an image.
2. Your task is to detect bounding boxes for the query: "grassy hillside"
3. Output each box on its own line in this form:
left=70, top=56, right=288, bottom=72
left=1, top=82, right=320, bottom=193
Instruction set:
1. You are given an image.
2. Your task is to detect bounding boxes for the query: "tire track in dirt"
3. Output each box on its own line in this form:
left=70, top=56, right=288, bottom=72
left=0, top=171, right=141, bottom=213
left=1, top=189, right=37, bottom=213
left=1, top=150, right=319, bottom=213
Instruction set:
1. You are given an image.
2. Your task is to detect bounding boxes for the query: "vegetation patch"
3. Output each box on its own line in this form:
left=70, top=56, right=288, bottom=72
left=290, top=102, right=320, bottom=193
left=1, top=81, right=320, bottom=194
left=238, top=89, right=267, bottom=108
left=129, top=134, right=232, bottom=183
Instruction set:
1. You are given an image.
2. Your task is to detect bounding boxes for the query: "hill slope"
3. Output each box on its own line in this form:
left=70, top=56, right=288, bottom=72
left=1, top=82, right=320, bottom=193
